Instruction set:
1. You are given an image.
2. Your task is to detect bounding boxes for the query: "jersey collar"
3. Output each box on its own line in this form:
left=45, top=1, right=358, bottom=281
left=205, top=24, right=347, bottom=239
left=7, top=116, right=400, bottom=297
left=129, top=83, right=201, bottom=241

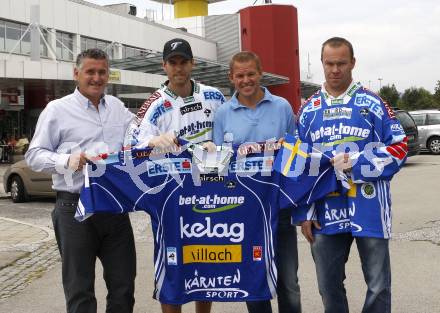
left=321, top=81, right=361, bottom=105
left=161, top=79, right=199, bottom=100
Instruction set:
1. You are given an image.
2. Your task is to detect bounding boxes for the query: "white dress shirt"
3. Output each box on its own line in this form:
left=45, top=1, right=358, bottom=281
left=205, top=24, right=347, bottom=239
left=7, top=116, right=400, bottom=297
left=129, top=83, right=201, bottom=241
left=25, top=88, right=133, bottom=193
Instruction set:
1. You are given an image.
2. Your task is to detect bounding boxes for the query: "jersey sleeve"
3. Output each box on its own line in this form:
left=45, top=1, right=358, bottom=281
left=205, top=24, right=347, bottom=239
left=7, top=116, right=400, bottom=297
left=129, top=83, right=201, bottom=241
left=203, top=86, right=225, bottom=144
left=125, top=92, right=165, bottom=148
left=203, top=86, right=226, bottom=108
left=291, top=203, right=317, bottom=225
left=350, top=98, right=407, bottom=183
left=291, top=95, right=334, bottom=223
left=76, top=151, right=167, bottom=221
left=275, top=132, right=338, bottom=224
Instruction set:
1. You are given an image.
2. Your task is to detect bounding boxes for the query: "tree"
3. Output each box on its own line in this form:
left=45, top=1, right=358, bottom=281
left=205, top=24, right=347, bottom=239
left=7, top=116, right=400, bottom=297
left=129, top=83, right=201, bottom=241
left=379, top=84, right=400, bottom=107
left=399, top=87, right=439, bottom=110
left=434, top=80, right=440, bottom=105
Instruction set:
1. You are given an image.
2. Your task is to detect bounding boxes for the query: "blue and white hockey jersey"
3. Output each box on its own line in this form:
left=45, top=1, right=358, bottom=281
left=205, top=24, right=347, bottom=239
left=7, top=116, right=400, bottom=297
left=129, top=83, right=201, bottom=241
left=77, top=144, right=337, bottom=304
left=293, top=81, right=407, bottom=238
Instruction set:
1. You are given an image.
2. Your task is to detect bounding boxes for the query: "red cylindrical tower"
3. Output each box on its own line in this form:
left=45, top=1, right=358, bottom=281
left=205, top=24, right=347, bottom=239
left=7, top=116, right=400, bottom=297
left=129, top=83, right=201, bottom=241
left=239, top=5, right=301, bottom=112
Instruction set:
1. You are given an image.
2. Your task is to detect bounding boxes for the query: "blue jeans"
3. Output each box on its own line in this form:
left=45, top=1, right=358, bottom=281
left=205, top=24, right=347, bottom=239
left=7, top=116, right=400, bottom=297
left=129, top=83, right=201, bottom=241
left=246, top=209, right=302, bottom=313
left=311, top=233, right=391, bottom=313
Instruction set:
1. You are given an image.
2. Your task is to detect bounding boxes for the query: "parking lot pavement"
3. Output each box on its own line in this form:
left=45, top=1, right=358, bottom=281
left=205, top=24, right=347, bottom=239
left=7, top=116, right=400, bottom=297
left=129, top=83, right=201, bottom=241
left=0, top=216, right=57, bottom=301
left=0, top=154, right=439, bottom=312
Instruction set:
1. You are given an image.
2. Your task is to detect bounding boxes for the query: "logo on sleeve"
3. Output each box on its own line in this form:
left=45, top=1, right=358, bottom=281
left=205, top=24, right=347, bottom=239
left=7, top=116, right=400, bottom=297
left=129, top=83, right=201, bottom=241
left=391, top=123, right=404, bottom=132
left=383, top=101, right=396, bottom=119
left=203, top=91, right=225, bottom=103
left=149, top=100, right=173, bottom=125
left=136, top=92, right=161, bottom=120
left=354, top=93, right=384, bottom=119
left=303, top=98, right=322, bottom=113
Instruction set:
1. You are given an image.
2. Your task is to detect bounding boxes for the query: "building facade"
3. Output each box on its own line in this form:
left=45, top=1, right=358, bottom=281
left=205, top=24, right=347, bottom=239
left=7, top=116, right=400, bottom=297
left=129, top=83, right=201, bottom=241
left=0, top=0, right=318, bottom=141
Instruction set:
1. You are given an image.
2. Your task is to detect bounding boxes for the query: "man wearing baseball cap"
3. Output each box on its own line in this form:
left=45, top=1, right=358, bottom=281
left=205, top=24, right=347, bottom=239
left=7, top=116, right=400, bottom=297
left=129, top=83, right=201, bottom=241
left=125, top=38, right=225, bottom=313
left=126, top=38, right=224, bottom=150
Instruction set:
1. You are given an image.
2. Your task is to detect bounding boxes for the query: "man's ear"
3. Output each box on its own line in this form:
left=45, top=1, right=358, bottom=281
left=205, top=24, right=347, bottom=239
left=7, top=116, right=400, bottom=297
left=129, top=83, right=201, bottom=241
left=229, top=71, right=234, bottom=84
left=73, top=67, right=79, bottom=81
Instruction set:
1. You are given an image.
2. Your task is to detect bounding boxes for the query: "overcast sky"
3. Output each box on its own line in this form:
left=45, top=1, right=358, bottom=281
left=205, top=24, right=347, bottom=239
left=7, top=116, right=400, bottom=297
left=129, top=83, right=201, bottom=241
left=90, top=0, right=440, bottom=93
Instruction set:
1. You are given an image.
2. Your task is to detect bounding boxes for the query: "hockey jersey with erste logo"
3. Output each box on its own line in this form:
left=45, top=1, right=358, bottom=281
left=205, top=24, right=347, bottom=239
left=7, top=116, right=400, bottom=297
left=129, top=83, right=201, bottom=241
left=294, top=81, right=407, bottom=238
left=77, top=145, right=337, bottom=304
left=126, top=80, right=225, bottom=148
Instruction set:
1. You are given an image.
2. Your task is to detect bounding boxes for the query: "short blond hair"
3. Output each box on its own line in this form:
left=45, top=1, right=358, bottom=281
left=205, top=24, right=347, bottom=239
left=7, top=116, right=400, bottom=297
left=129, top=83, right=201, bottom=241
left=229, top=51, right=262, bottom=74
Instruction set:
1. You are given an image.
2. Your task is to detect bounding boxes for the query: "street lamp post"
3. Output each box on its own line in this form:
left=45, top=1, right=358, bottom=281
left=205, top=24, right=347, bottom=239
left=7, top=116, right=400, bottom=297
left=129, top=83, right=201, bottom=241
left=378, top=78, right=383, bottom=91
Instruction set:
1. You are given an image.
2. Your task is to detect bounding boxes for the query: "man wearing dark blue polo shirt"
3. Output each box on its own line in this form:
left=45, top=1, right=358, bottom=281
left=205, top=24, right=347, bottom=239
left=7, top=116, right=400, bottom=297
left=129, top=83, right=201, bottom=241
left=213, top=51, right=301, bottom=313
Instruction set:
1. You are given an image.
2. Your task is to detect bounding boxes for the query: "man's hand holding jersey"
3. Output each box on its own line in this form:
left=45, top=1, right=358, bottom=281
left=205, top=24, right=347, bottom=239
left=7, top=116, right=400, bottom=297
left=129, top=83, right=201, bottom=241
left=201, top=141, right=217, bottom=152
left=148, top=132, right=217, bottom=153
left=149, top=132, right=179, bottom=149
left=331, top=152, right=353, bottom=172
left=67, top=152, right=89, bottom=172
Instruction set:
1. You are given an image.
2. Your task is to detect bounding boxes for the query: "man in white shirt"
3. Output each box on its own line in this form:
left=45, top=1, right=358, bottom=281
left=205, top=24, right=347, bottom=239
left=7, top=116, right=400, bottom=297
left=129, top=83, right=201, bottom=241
left=26, top=49, right=136, bottom=313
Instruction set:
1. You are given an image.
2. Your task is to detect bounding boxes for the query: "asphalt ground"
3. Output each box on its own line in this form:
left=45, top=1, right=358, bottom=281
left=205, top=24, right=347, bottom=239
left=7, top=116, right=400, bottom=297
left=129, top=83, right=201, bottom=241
left=0, top=154, right=439, bottom=312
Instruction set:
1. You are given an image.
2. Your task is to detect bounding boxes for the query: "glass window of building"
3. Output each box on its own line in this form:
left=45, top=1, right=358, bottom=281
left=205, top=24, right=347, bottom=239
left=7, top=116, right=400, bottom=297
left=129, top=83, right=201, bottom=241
left=40, top=28, right=48, bottom=57
left=122, top=45, right=146, bottom=59
left=80, top=36, right=113, bottom=59
left=20, top=24, right=31, bottom=55
left=56, top=32, right=62, bottom=59
left=123, top=46, right=133, bottom=58
left=0, top=21, right=5, bottom=52
left=86, top=37, right=96, bottom=50
left=96, top=40, right=113, bottom=59
left=5, top=21, right=21, bottom=53
left=80, top=36, right=86, bottom=51
left=62, top=33, right=74, bottom=60
left=96, top=40, right=106, bottom=51
left=56, top=31, right=74, bottom=61
left=1, top=18, right=50, bottom=57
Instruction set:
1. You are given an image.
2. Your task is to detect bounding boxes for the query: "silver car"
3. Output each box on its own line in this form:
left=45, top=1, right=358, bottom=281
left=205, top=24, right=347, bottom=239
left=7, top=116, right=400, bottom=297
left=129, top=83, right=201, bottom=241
left=3, top=160, right=55, bottom=202
left=409, top=110, right=440, bottom=154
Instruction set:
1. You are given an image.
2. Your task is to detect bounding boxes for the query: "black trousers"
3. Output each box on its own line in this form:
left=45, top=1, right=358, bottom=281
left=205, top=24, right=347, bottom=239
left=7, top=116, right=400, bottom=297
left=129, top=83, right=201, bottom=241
left=246, top=209, right=301, bottom=313
left=52, top=192, right=136, bottom=313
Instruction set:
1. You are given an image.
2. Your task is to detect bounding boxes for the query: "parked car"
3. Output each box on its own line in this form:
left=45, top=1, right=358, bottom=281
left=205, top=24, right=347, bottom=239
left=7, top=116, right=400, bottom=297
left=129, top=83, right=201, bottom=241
left=409, top=110, right=440, bottom=154
left=394, top=109, right=420, bottom=157
left=3, top=160, right=55, bottom=202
